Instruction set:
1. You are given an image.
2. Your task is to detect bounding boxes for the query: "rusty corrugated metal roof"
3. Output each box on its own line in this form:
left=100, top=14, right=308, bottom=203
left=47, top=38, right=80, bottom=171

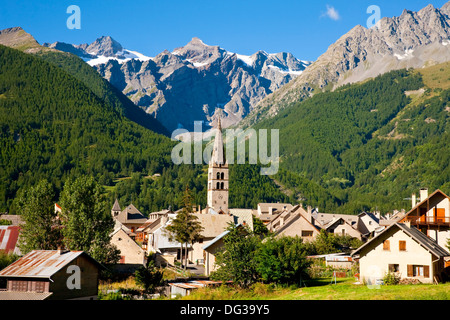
left=169, top=280, right=223, bottom=290
left=0, top=250, right=84, bottom=279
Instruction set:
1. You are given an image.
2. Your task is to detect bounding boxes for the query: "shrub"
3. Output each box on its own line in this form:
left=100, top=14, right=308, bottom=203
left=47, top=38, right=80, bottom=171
left=134, top=259, right=164, bottom=293
left=383, top=272, right=401, bottom=285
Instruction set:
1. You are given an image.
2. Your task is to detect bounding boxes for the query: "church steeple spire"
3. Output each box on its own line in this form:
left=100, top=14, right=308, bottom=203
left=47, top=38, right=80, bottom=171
left=210, top=116, right=226, bottom=166
left=207, top=115, right=229, bottom=214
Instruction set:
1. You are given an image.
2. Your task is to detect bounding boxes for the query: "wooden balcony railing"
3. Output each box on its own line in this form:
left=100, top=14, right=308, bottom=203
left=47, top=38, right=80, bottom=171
left=406, top=216, right=450, bottom=226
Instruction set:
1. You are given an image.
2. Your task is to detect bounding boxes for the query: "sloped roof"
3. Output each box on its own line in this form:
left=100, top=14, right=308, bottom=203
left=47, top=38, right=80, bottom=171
left=202, top=224, right=245, bottom=251
left=258, top=203, right=293, bottom=214
left=112, top=198, right=121, bottom=212
left=270, top=205, right=321, bottom=235
left=0, top=291, right=53, bottom=300
left=0, top=214, right=24, bottom=226
left=402, top=189, right=450, bottom=221
left=229, top=209, right=255, bottom=230
left=116, top=204, right=147, bottom=225
left=313, top=212, right=359, bottom=227
left=193, top=214, right=234, bottom=238
left=358, top=211, right=380, bottom=224
left=352, top=223, right=450, bottom=258
left=397, top=223, right=449, bottom=257
left=0, top=225, right=21, bottom=254
left=0, top=250, right=104, bottom=279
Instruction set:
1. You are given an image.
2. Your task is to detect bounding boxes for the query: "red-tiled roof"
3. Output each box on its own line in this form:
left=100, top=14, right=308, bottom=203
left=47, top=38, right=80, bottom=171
left=0, top=225, right=20, bottom=254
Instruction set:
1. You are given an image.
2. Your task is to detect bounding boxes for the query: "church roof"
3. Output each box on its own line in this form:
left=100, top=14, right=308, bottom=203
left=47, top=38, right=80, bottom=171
left=112, top=198, right=121, bottom=211
left=210, top=117, right=226, bottom=166
left=116, top=204, right=147, bottom=225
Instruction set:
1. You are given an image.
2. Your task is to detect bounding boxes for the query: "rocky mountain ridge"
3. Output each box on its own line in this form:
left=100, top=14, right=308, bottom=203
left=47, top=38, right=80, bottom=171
left=241, top=1, right=450, bottom=128
left=44, top=36, right=311, bottom=131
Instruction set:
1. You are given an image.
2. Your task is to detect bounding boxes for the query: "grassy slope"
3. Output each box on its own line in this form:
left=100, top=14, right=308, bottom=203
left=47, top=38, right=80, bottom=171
left=182, top=279, right=450, bottom=300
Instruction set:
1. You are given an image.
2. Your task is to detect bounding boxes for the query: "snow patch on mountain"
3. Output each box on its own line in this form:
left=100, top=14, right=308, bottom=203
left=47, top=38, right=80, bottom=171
left=268, top=65, right=304, bottom=75
left=394, top=49, right=415, bottom=60
left=86, top=49, right=152, bottom=66
left=235, top=53, right=255, bottom=66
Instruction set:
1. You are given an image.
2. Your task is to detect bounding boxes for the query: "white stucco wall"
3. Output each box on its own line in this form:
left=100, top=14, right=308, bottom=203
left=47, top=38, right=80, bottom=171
left=359, top=227, right=436, bottom=284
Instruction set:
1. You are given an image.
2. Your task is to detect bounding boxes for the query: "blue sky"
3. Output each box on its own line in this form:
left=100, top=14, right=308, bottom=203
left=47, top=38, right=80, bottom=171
left=1, top=0, right=449, bottom=61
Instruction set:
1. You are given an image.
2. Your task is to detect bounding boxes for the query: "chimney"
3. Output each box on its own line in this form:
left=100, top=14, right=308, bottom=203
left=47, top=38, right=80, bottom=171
left=305, top=205, right=313, bottom=224
left=420, top=188, right=428, bottom=202
left=412, top=193, right=417, bottom=208
left=404, top=220, right=411, bottom=228
left=374, top=211, right=381, bottom=220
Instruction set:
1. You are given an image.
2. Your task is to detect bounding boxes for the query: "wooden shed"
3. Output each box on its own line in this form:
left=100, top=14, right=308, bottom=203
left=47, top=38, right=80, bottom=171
left=0, top=249, right=104, bottom=300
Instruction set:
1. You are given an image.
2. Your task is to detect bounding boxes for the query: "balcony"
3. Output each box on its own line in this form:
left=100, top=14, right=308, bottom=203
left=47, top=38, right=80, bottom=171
left=406, top=216, right=450, bottom=226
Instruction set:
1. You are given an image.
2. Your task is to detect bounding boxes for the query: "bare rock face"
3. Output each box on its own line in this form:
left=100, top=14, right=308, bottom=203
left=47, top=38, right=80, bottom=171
left=45, top=36, right=310, bottom=132
left=243, top=2, right=450, bottom=127
left=0, top=27, right=47, bottom=54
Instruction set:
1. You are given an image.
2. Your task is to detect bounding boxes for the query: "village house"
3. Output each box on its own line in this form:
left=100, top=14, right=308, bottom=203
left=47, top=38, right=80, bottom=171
left=202, top=224, right=247, bottom=276
left=110, top=226, right=147, bottom=273
left=141, top=213, right=186, bottom=267
left=256, top=203, right=294, bottom=224
left=135, top=208, right=173, bottom=245
left=267, top=205, right=321, bottom=241
left=320, top=217, right=363, bottom=240
left=312, top=211, right=360, bottom=229
left=398, top=189, right=450, bottom=249
left=352, top=222, right=450, bottom=284
left=191, top=213, right=235, bottom=266
left=0, top=250, right=104, bottom=300
left=111, top=200, right=148, bottom=238
left=357, top=211, right=384, bottom=237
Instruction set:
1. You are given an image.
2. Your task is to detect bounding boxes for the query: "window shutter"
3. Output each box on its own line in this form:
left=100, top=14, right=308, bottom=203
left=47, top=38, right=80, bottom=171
left=383, top=240, right=390, bottom=251
left=424, top=265, right=430, bottom=278
left=399, top=241, right=406, bottom=251
left=407, top=265, right=413, bottom=277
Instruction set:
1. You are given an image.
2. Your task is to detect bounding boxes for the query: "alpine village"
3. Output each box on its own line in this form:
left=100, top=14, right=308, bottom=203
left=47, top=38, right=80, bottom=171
left=1, top=1, right=450, bottom=302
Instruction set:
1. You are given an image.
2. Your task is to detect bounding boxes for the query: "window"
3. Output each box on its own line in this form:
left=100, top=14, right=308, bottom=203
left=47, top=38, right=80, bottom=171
left=407, top=265, right=430, bottom=278
left=399, top=241, right=406, bottom=251
left=388, top=264, right=400, bottom=272
left=221, top=182, right=224, bottom=190
left=34, top=281, right=46, bottom=293
left=11, top=281, right=28, bottom=292
left=217, top=172, right=221, bottom=179
left=301, top=231, right=313, bottom=237
left=221, top=172, right=224, bottom=179
left=383, top=240, right=390, bottom=251
left=217, top=182, right=220, bottom=190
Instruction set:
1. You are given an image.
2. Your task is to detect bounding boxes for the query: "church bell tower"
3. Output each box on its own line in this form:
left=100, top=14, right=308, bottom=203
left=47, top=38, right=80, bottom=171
left=207, top=117, right=229, bottom=214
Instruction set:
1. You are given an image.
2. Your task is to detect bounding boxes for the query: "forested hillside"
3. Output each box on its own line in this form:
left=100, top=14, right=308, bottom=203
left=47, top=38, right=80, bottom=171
left=35, top=50, right=169, bottom=136
left=254, top=68, right=450, bottom=213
